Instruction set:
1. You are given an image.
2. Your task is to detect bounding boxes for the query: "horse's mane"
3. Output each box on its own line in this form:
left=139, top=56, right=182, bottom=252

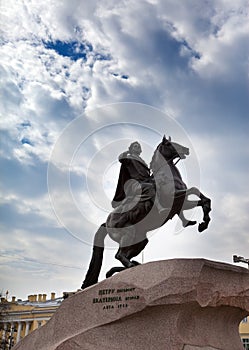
left=150, top=142, right=162, bottom=170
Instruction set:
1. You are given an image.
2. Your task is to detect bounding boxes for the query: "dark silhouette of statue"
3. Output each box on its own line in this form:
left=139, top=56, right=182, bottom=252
left=81, top=135, right=211, bottom=289
left=112, top=141, right=196, bottom=226
left=112, top=141, right=167, bottom=214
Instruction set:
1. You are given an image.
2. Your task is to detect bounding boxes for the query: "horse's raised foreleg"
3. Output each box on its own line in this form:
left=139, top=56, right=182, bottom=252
left=179, top=212, right=197, bottom=227
left=185, top=187, right=211, bottom=232
left=179, top=199, right=201, bottom=227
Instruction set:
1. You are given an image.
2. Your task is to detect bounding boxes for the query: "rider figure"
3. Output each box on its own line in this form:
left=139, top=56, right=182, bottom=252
left=112, top=141, right=196, bottom=227
left=112, top=141, right=167, bottom=214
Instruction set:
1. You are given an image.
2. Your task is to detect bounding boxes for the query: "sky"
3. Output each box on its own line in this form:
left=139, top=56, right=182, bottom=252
left=0, top=0, right=249, bottom=301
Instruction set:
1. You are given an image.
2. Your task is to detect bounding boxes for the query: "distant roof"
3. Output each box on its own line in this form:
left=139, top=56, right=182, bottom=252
left=18, top=297, right=63, bottom=308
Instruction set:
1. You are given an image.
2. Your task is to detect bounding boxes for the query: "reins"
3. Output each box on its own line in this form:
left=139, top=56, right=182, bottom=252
left=174, top=157, right=181, bottom=166
left=151, top=153, right=181, bottom=175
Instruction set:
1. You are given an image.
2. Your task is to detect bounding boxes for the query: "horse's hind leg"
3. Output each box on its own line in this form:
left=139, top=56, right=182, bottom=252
left=116, top=237, right=148, bottom=268
left=126, top=238, right=148, bottom=264
left=106, top=246, right=134, bottom=278
left=115, top=246, right=136, bottom=268
left=113, top=225, right=137, bottom=268
left=106, top=238, right=148, bottom=278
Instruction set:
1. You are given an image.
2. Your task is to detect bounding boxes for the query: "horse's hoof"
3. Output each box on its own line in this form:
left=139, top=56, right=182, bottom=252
left=131, top=260, right=140, bottom=266
left=183, top=220, right=197, bottom=227
left=198, top=222, right=208, bottom=232
left=106, top=270, right=113, bottom=278
left=106, top=266, right=126, bottom=278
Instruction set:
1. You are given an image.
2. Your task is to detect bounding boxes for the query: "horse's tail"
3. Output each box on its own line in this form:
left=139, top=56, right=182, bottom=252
left=81, top=223, right=107, bottom=289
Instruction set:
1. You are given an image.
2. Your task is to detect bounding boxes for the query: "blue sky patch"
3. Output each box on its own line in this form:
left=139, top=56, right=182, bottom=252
left=21, top=138, right=33, bottom=146
left=43, top=40, right=112, bottom=64
left=112, top=73, right=129, bottom=80
left=43, top=40, right=89, bottom=61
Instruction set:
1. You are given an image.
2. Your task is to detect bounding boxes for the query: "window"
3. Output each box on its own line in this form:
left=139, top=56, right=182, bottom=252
left=242, top=338, right=249, bottom=349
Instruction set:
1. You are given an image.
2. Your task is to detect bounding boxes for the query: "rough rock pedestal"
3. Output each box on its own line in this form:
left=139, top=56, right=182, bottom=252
left=13, top=259, right=249, bottom=350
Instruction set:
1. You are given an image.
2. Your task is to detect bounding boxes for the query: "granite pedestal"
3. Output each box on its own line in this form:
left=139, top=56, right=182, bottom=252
left=13, top=259, right=249, bottom=350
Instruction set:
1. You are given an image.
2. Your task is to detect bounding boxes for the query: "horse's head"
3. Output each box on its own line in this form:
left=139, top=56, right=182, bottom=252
left=158, top=135, right=189, bottom=162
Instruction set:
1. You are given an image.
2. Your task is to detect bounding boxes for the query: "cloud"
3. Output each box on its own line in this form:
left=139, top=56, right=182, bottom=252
left=0, top=0, right=248, bottom=299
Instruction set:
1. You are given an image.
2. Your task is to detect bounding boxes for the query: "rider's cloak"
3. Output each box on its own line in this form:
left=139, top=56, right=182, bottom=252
left=111, top=154, right=151, bottom=208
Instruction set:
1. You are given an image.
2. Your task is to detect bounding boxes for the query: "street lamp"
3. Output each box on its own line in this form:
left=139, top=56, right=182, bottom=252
left=233, top=255, right=249, bottom=268
left=8, top=325, right=17, bottom=350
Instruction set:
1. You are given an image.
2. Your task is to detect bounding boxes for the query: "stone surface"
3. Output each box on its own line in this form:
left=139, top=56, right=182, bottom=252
left=13, top=259, right=249, bottom=350
left=184, top=347, right=218, bottom=350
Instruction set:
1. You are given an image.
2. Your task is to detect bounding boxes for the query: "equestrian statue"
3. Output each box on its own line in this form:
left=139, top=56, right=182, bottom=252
left=81, top=135, right=211, bottom=289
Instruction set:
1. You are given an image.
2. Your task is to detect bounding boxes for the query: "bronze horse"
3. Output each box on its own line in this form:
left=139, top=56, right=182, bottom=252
left=81, top=136, right=211, bottom=289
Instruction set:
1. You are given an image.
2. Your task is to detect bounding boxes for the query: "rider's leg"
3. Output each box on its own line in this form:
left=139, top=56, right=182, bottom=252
left=154, top=195, right=170, bottom=215
left=141, top=182, right=168, bottom=214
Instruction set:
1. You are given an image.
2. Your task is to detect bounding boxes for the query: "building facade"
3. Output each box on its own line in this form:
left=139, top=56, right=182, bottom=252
left=240, top=317, right=249, bottom=349
left=0, top=293, right=63, bottom=349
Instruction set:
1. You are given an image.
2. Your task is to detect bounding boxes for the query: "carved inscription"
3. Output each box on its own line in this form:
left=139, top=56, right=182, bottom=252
left=92, top=287, right=140, bottom=310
